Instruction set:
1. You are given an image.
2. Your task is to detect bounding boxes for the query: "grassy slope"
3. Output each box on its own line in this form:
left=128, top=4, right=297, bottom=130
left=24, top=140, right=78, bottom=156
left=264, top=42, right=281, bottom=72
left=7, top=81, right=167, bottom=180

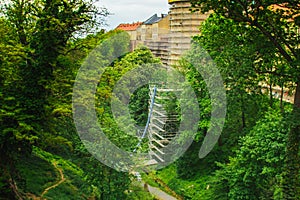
left=16, top=146, right=155, bottom=200
left=17, top=147, right=89, bottom=199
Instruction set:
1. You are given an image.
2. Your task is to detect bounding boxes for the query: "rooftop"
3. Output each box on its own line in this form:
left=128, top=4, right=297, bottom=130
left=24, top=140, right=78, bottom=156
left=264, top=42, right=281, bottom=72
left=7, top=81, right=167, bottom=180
left=115, top=22, right=143, bottom=31
left=144, top=14, right=167, bottom=25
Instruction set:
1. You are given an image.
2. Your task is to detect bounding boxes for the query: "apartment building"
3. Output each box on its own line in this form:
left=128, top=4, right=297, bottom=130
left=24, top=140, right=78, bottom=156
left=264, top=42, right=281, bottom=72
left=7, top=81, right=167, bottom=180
left=115, top=0, right=209, bottom=66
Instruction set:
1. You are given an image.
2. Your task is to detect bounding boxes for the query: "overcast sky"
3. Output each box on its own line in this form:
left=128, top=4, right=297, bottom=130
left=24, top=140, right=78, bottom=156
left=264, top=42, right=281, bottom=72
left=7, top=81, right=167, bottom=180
left=97, top=0, right=170, bottom=30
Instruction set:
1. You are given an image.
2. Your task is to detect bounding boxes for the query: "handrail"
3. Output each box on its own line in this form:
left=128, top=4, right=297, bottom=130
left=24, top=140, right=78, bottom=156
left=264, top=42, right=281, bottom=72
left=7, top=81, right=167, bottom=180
left=133, top=86, right=157, bottom=153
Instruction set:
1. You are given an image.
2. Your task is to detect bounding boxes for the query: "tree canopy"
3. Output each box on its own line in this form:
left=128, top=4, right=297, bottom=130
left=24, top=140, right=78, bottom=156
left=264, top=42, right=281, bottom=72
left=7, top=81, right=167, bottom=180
left=190, top=1, right=300, bottom=198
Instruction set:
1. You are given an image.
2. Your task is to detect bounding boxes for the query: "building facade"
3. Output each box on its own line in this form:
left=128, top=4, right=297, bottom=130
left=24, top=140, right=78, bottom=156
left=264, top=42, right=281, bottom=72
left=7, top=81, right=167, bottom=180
left=116, top=0, right=210, bottom=66
left=168, top=0, right=209, bottom=65
left=115, top=22, right=143, bottom=51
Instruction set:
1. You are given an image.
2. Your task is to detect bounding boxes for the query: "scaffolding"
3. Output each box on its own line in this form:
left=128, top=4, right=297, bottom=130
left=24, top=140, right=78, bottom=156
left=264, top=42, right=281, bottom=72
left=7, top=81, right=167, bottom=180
left=147, top=84, right=181, bottom=165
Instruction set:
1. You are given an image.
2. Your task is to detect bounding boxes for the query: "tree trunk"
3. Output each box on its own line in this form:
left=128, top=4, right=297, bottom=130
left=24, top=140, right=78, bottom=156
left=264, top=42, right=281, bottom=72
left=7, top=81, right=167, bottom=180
left=283, top=81, right=300, bottom=199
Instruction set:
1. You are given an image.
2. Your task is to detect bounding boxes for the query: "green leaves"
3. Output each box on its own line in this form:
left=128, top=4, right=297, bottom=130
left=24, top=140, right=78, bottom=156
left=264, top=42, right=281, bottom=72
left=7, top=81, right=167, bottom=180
left=95, top=46, right=160, bottom=152
left=190, top=1, right=300, bottom=197
left=214, top=110, right=288, bottom=199
left=0, top=1, right=111, bottom=198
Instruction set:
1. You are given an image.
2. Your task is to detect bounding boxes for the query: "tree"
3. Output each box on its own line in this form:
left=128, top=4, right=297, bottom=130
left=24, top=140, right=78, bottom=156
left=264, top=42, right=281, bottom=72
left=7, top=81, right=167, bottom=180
left=213, top=110, right=288, bottom=199
left=0, top=16, right=33, bottom=198
left=4, top=0, right=108, bottom=123
left=174, top=20, right=272, bottom=187
left=95, top=46, right=161, bottom=151
left=0, top=0, right=108, bottom=198
left=194, top=14, right=276, bottom=127
left=190, top=0, right=300, bottom=198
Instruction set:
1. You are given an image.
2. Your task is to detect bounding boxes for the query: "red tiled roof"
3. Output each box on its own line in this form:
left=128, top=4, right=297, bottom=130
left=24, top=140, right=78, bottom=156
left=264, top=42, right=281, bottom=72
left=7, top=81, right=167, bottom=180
left=115, top=22, right=143, bottom=31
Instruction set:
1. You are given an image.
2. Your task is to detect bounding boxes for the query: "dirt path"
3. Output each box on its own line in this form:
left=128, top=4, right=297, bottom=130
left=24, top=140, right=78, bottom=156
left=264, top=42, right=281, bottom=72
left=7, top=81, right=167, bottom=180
left=40, top=162, right=66, bottom=198
left=142, top=182, right=177, bottom=200
left=147, top=184, right=177, bottom=200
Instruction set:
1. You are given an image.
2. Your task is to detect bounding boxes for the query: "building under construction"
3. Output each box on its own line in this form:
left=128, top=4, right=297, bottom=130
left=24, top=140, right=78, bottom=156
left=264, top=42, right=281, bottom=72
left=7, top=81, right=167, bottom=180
left=116, top=0, right=210, bottom=66
left=168, top=0, right=209, bottom=65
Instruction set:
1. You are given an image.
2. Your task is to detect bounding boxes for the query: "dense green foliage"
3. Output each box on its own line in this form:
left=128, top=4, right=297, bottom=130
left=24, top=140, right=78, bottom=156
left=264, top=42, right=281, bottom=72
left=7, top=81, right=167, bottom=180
left=0, top=1, right=157, bottom=199
left=1, top=0, right=299, bottom=199
left=96, top=46, right=160, bottom=151
left=189, top=1, right=300, bottom=198
left=147, top=7, right=300, bottom=199
left=141, top=9, right=299, bottom=200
